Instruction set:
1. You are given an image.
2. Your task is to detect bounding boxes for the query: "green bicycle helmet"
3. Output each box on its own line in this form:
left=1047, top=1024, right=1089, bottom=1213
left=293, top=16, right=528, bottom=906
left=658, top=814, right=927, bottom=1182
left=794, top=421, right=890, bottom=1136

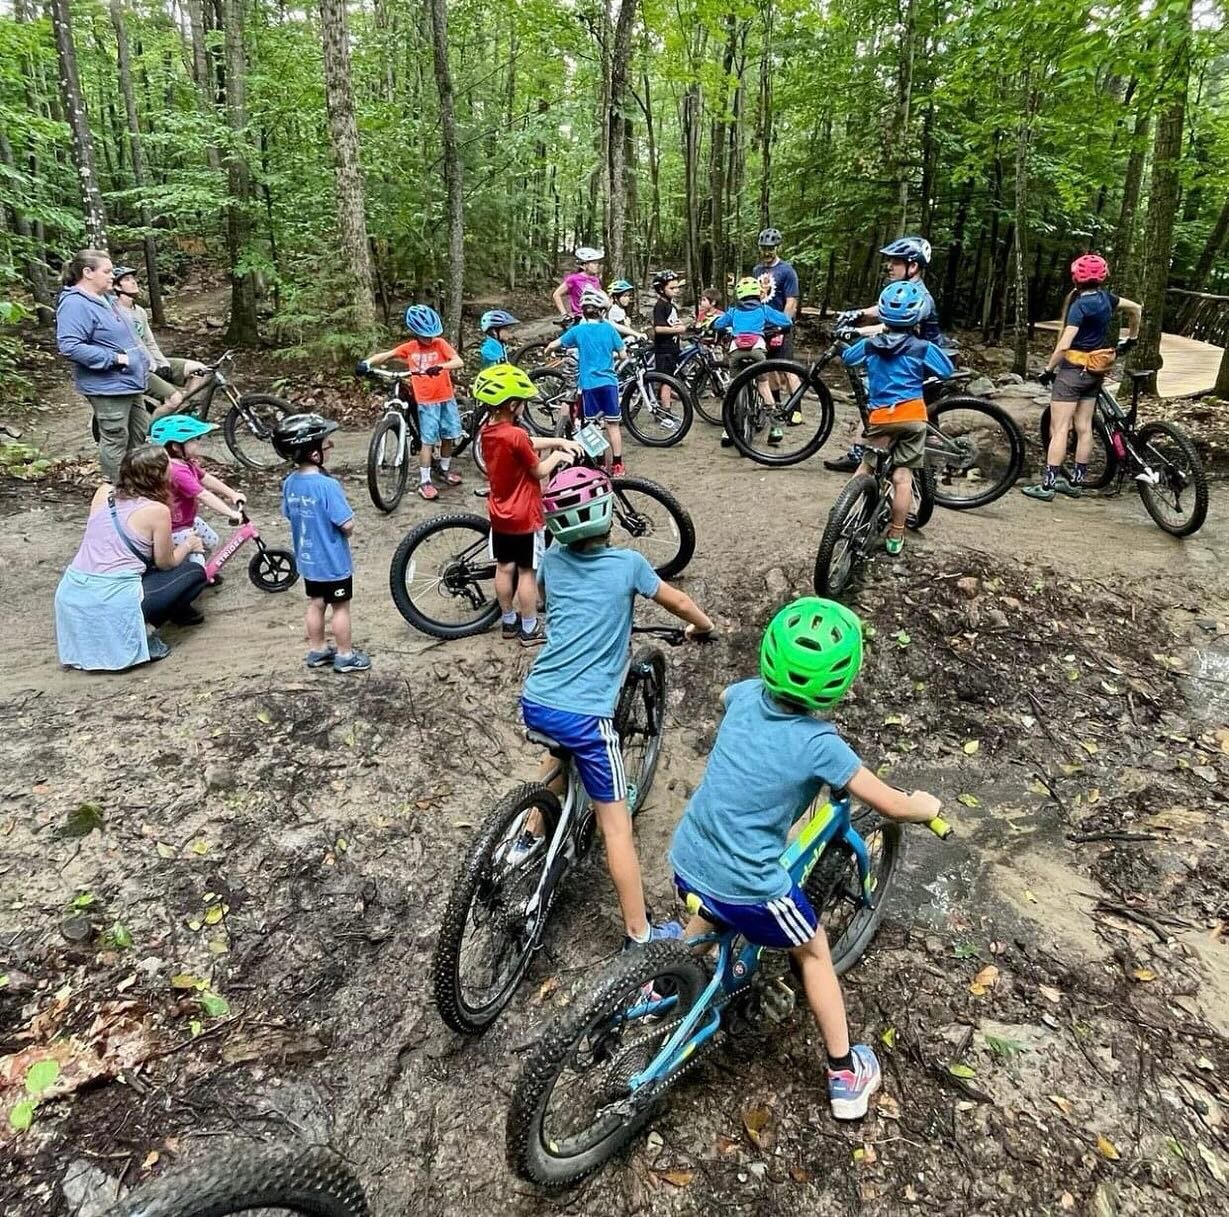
left=148, top=415, right=217, bottom=446
left=472, top=362, right=540, bottom=407
left=735, top=276, right=761, bottom=300
left=760, top=596, right=863, bottom=711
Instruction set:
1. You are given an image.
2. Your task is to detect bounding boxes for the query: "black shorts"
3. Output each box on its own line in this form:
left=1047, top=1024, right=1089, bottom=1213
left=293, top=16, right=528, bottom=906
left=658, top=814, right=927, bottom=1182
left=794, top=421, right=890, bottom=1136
left=653, top=346, right=679, bottom=378
left=304, top=576, right=353, bottom=603
left=491, top=529, right=537, bottom=569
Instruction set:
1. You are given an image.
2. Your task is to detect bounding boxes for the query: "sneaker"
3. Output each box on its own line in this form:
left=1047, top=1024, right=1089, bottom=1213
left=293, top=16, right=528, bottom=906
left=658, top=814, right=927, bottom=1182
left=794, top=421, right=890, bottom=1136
left=611, top=461, right=626, bottom=477
left=505, top=829, right=544, bottom=868
left=439, top=469, right=463, bottom=487
left=473, top=485, right=490, bottom=498
left=147, top=633, right=170, bottom=661
left=305, top=646, right=337, bottom=668
left=501, top=617, right=521, bottom=640
left=788, top=408, right=804, bottom=426
left=418, top=482, right=439, bottom=501
left=828, top=1045, right=882, bottom=1120
left=333, top=649, right=372, bottom=674
left=767, top=427, right=784, bottom=446
left=823, top=451, right=861, bottom=473
left=885, top=534, right=904, bottom=556
left=1021, top=482, right=1055, bottom=501
left=622, top=920, right=684, bottom=952
left=720, top=431, right=733, bottom=448
left=1054, top=477, right=1083, bottom=498
left=519, top=621, right=545, bottom=648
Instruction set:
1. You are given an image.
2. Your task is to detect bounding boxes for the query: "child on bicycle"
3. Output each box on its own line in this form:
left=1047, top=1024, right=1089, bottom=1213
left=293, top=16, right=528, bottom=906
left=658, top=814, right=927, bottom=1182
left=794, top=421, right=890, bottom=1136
left=545, top=287, right=629, bottom=476
left=148, top=414, right=245, bottom=573
left=472, top=364, right=584, bottom=645
left=606, top=280, right=645, bottom=342
left=839, top=280, right=953, bottom=555
left=273, top=413, right=370, bottom=674
left=670, top=596, right=941, bottom=1121
left=715, top=276, right=794, bottom=448
left=512, top=465, right=714, bottom=947
left=359, top=305, right=464, bottom=501
left=552, top=247, right=604, bottom=318
left=479, top=309, right=518, bottom=368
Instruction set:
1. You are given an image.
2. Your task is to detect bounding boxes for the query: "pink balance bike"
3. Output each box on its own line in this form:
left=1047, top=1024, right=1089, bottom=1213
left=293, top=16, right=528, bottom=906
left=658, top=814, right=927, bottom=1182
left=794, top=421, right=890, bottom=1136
left=204, top=507, right=299, bottom=592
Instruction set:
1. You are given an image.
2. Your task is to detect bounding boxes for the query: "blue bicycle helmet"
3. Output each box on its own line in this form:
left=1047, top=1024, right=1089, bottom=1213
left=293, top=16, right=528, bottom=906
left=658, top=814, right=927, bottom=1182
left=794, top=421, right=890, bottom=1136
left=607, top=278, right=634, bottom=295
left=878, top=280, right=929, bottom=328
left=879, top=236, right=932, bottom=267
left=149, top=415, right=217, bottom=445
left=480, top=308, right=518, bottom=333
left=404, top=304, right=443, bottom=337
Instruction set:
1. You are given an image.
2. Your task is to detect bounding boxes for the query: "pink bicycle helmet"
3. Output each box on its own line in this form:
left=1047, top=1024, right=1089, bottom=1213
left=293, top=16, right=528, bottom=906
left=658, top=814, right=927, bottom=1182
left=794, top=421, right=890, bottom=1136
left=1071, top=253, right=1109, bottom=285
left=543, top=467, right=614, bottom=544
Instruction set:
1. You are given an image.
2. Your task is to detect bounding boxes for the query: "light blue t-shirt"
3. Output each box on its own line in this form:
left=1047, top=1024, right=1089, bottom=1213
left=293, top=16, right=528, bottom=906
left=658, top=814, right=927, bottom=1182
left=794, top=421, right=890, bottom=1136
left=523, top=544, right=661, bottom=718
left=669, top=679, right=862, bottom=904
left=557, top=320, right=624, bottom=391
left=281, top=470, right=354, bottom=581
left=480, top=336, right=506, bottom=367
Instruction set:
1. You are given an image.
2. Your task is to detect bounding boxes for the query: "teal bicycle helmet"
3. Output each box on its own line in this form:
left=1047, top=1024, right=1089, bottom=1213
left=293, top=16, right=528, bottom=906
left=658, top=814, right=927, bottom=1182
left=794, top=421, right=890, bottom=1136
left=149, top=415, right=217, bottom=446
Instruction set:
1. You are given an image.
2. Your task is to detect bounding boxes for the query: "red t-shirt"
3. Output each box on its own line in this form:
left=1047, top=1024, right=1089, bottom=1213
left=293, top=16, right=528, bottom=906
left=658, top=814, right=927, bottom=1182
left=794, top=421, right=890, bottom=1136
left=483, top=420, right=542, bottom=533
left=390, top=337, right=457, bottom=404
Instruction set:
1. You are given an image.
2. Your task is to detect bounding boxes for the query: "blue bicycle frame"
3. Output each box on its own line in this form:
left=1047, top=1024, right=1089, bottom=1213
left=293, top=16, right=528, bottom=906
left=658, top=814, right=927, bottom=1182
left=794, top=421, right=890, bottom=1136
left=624, top=791, right=874, bottom=1091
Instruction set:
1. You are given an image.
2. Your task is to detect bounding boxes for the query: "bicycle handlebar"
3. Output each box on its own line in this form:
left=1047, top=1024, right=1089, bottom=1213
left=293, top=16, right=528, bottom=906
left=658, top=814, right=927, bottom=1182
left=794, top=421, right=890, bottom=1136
left=631, top=624, right=716, bottom=646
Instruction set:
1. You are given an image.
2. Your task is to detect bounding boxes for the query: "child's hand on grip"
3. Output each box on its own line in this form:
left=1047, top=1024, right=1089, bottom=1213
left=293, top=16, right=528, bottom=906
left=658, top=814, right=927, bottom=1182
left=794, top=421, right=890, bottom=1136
left=905, top=790, right=942, bottom=823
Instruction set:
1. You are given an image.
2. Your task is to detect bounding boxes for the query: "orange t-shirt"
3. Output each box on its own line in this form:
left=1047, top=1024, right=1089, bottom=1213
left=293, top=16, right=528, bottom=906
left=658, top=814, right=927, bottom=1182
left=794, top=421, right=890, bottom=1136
left=391, top=337, right=458, bottom=404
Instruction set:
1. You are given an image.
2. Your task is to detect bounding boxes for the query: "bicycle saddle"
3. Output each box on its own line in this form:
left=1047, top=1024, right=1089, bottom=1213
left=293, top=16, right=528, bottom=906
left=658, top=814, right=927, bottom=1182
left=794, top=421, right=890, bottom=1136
left=525, top=728, right=569, bottom=755
left=1125, top=369, right=1154, bottom=382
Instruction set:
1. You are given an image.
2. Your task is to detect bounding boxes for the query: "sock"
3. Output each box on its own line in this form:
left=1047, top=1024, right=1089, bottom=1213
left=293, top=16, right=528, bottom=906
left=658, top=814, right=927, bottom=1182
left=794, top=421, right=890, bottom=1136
left=827, top=1050, right=854, bottom=1073
left=439, top=456, right=451, bottom=471
left=1072, top=462, right=1087, bottom=485
left=850, top=443, right=864, bottom=459
left=629, top=924, right=651, bottom=944
left=500, top=610, right=518, bottom=626
left=1043, top=464, right=1059, bottom=489
left=419, top=466, right=432, bottom=485
left=520, top=614, right=538, bottom=634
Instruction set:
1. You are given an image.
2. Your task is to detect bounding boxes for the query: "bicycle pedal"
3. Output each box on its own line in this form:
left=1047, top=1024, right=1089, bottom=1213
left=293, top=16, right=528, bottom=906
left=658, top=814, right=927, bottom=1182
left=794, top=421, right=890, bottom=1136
left=759, top=977, right=796, bottom=1023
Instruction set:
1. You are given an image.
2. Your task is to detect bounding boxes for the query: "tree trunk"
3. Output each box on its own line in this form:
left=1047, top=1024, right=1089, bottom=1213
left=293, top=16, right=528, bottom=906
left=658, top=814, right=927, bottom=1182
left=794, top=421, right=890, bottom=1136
left=427, top=0, right=464, bottom=347
left=1011, top=73, right=1033, bottom=377
left=319, top=0, right=377, bottom=334
left=706, top=16, right=738, bottom=303
left=756, top=0, right=772, bottom=227
left=891, top=0, right=916, bottom=231
left=184, top=0, right=223, bottom=173
left=1110, top=107, right=1150, bottom=297
left=1135, top=0, right=1192, bottom=394
left=681, top=82, right=702, bottom=303
left=633, top=67, right=661, bottom=277
left=606, top=0, right=638, bottom=274
left=1187, top=196, right=1229, bottom=293
left=1216, top=341, right=1229, bottom=398
left=49, top=0, right=107, bottom=248
left=941, top=181, right=971, bottom=328
left=0, top=133, right=54, bottom=323
left=110, top=0, right=165, bottom=325
left=222, top=0, right=259, bottom=346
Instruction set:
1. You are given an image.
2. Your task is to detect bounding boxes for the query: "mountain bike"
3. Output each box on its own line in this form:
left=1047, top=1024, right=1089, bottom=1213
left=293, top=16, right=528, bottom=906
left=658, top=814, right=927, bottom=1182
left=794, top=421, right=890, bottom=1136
left=509, top=315, right=580, bottom=371
left=1039, top=368, right=1208, bottom=537
left=433, top=624, right=704, bottom=1036
left=103, top=1143, right=368, bottom=1217
left=89, top=351, right=295, bottom=471
left=675, top=326, right=731, bottom=426
left=388, top=446, right=696, bottom=638
left=505, top=792, right=953, bottom=1188
left=362, top=368, right=492, bottom=512
left=724, top=334, right=1025, bottom=510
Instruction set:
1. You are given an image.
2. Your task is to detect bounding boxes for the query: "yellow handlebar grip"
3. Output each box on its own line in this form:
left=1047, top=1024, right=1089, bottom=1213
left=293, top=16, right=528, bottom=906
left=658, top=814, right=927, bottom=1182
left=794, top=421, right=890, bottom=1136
left=928, top=816, right=953, bottom=840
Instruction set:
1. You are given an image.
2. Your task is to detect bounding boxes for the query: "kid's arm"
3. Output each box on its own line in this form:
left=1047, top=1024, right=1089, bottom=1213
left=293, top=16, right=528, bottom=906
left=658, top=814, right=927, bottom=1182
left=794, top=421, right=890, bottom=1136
left=532, top=451, right=573, bottom=479
left=365, top=348, right=399, bottom=367
left=847, top=766, right=941, bottom=823
left=200, top=472, right=244, bottom=504
left=338, top=517, right=355, bottom=536
left=442, top=355, right=465, bottom=371
left=197, top=487, right=240, bottom=520
left=530, top=436, right=585, bottom=456
left=150, top=504, right=201, bottom=569
left=651, top=581, right=714, bottom=636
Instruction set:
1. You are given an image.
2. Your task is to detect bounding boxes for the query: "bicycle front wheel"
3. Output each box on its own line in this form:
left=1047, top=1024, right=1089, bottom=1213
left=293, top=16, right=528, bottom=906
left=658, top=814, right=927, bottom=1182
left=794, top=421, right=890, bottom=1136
left=927, top=396, right=1025, bottom=509
left=721, top=359, right=834, bottom=466
left=511, top=338, right=550, bottom=370
left=223, top=394, right=292, bottom=470
left=1039, top=406, right=1116, bottom=489
left=614, top=648, right=667, bottom=814
left=678, top=358, right=726, bottom=425
left=814, top=474, right=878, bottom=598
left=433, top=783, right=563, bottom=1035
left=506, top=941, right=711, bottom=1190
left=367, top=415, right=408, bottom=512
left=621, top=372, right=694, bottom=447
left=1134, top=420, right=1208, bottom=537
left=104, top=1144, right=368, bottom=1217
left=526, top=367, right=573, bottom=436
left=610, top=476, right=695, bottom=579
left=389, top=513, right=499, bottom=639
left=907, top=464, right=936, bottom=530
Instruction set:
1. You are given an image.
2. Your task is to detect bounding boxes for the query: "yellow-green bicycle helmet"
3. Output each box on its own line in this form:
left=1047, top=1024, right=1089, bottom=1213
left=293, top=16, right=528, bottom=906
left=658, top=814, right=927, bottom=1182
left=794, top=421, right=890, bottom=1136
left=760, top=597, right=864, bottom=710
left=472, top=362, right=539, bottom=408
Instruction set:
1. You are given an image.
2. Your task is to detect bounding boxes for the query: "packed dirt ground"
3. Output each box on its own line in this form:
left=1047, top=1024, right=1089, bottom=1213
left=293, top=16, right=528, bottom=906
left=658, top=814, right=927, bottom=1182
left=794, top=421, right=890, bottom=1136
left=2, top=293, right=1229, bottom=1216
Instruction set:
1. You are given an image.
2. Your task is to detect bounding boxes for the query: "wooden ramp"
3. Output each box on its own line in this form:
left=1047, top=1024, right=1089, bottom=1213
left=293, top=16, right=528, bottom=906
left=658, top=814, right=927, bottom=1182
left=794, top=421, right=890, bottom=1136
left=1035, top=321, right=1222, bottom=399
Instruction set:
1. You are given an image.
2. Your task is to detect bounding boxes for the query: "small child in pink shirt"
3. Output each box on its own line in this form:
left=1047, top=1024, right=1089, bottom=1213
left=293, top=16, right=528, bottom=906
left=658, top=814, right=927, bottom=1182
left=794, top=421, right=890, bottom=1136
left=149, top=415, right=246, bottom=565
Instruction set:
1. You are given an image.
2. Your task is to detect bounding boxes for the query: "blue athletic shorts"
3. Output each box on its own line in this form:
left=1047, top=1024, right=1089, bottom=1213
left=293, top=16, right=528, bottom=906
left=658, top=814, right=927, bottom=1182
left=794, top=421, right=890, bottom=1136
left=419, top=397, right=463, bottom=446
left=521, top=698, right=626, bottom=803
left=674, top=876, right=819, bottom=949
left=581, top=384, right=621, bottom=422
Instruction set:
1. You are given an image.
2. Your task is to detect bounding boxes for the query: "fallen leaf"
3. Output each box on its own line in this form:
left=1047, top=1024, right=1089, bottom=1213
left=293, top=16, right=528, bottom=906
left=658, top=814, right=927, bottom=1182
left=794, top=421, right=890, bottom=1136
left=852, top=1143, right=878, bottom=1165
left=189, top=839, right=210, bottom=856
left=170, top=973, right=203, bottom=990
left=1199, top=1143, right=1227, bottom=1183
left=881, top=1026, right=897, bottom=1049
left=1079, top=740, right=1099, bottom=756
left=656, top=1168, right=694, bottom=1187
left=256, top=709, right=272, bottom=725
left=742, top=1105, right=775, bottom=1150
left=203, top=905, right=225, bottom=926
left=1096, top=1134, right=1121, bottom=1161
left=535, top=976, right=561, bottom=1002
left=955, top=1100, right=976, bottom=1112
left=948, top=1062, right=976, bottom=1079
left=1039, top=984, right=1062, bottom=1004
left=1028, top=780, right=1051, bottom=796
left=972, top=965, right=1000, bottom=989
left=790, top=1165, right=810, bottom=1184
left=156, top=842, right=175, bottom=859
left=905, top=1183, right=919, bottom=1202
left=963, top=739, right=980, bottom=755
left=957, top=793, right=980, bottom=807
left=8, top=1099, right=35, bottom=1131
left=199, top=990, right=229, bottom=1018
left=895, top=630, right=911, bottom=647
left=877, top=1093, right=901, bottom=1120
left=141, top=1151, right=160, bottom=1171
left=1023, top=889, right=1038, bottom=903
left=25, top=1059, right=60, bottom=1095
left=715, top=1133, right=739, bottom=1156
left=1049, top=1094, right=1073, bottom=1115
left=1132, top=968, right=1156, bottom=983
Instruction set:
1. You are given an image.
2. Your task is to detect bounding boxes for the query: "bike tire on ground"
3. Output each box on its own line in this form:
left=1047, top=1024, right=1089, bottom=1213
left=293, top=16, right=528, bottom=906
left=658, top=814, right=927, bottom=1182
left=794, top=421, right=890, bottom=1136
left=223, top=393, right=293, bottom=471
left=615, top=648, right=667, bottom=814
left=720, top=359, right=835, bottom=467
left=814, top=474, right=877, bottom=598
left=610, top=475, right=696, bottom=579
left=621, top=372, right=695, bottom=447
left=908, top=465, right=936, bottom=530
left=1134, top=420, right=1208, bottom=538
left=367, top=415, right=409, bottom=512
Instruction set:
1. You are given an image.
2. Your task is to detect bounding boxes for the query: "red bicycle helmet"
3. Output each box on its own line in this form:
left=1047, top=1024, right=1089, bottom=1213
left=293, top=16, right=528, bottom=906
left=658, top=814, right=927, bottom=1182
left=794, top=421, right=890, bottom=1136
left=1071, top=253, right=1109, bottom=285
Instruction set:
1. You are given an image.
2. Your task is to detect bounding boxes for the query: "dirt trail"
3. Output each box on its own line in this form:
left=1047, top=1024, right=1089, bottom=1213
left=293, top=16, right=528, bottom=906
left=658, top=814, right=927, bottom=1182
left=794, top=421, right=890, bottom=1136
left=2, top=367, right=1228, bottom=1216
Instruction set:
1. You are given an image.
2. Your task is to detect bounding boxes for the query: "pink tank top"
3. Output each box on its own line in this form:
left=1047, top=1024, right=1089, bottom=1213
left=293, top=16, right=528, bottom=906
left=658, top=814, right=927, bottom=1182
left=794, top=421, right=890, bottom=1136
left=71, top=495, right=154, bottom=576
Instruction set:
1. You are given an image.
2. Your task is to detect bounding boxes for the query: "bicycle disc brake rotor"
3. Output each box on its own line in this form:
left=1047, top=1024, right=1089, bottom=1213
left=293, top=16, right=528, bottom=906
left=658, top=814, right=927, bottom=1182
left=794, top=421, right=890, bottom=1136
left=932, top=434, right=978, bottom=474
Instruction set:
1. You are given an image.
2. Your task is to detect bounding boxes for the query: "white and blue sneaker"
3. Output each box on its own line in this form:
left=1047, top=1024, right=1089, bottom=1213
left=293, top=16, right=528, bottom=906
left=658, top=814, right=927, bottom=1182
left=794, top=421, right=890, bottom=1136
left=333, top=649, right=372, bottom=674
left=505, top=830, right=544, bottom=868
left=827, top=1044, right=881, bottom=1120
left=621, top=919, right=684, bottom=953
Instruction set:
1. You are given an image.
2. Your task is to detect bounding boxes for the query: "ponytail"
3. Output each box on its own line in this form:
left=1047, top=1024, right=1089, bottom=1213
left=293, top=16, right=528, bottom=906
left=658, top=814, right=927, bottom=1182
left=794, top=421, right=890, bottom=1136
left=63, top=248, right=109, bottom=288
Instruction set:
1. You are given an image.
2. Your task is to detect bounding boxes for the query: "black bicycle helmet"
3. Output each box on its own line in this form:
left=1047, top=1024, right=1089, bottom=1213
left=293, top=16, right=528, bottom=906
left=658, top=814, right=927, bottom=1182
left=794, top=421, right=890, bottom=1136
left=651, top=268, right=680, bottom=292
left=272, top=413, right=339, bottom=463
left=758, top=227, right=783, bottom=247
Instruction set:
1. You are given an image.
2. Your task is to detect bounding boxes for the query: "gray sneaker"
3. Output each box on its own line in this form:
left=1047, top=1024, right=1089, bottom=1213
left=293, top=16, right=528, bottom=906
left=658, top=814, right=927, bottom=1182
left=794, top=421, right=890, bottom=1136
left=333, top=649, right=372, bottom=674
left=147, top=632, right=170, bottom=661
left=1054, top=477, right=1083, bottom=498
left=306, top=646, right=337, bottom=668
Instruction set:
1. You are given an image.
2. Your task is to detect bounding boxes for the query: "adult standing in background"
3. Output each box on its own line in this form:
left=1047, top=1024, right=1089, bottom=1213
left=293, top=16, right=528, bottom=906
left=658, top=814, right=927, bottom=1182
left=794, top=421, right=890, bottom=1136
left=56, top=249, right=151, bottom=481
left=752, top=227, right=803, bottom=425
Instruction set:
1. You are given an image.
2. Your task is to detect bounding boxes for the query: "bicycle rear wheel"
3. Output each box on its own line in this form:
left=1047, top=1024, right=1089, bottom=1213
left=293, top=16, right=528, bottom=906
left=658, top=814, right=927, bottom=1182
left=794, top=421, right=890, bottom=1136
left=433, top=783, right=563, bottom=1035
left=803, top=812, right=904, bottom=975
left=814, top=474, right=878, bottom=598
left=527, top=367, right=573, bottom=435
left=614, top=648, right=667, bottom=814
left=506, top=941, right=711, bottom=1190
left=927, top=396, right=1025, bottom=509
left=908, top=464, right=936, bottom=530
left=678, top=358, right=726, bottom=425
left=223, top=394, right=293, bottom=470
left=721, top=359, right=834, bottom=466
left=621, top=372, right=694, bottom=446
left=511, top=338, right=550, bottom=370
left=367, top=415, right=408, bottom=512
left=389, top=513, right=499, bottom=639
left=1134, top=420, right=1208, bottom=537
left=104, top=1144, right=368, bottom=1217
left=610, top=476, right=695, bottom=579
left=1039, top=406, right=1116, bottom=489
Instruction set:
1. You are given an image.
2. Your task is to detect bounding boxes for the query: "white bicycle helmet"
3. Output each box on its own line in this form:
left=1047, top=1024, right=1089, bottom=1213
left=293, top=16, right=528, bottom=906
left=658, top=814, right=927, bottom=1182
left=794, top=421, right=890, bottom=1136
left=574, top=246, right=604, bottom=264
left=580, top=286, right=611, bottom=312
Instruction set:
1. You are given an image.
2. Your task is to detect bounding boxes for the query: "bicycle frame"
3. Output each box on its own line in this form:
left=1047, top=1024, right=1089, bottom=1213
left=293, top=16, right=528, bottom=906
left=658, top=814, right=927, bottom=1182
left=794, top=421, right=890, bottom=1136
left=202, top=510, right=275, bottom=584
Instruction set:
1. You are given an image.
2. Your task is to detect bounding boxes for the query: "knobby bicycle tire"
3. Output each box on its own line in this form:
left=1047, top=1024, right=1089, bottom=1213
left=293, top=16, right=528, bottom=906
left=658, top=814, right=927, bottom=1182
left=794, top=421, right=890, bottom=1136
left=610, top=475, right=696, bottom=579
left=388, top=512, right=499, bottom=639
left=1134, top=420, right=1208, bottom=538
left=1039, top=406, right=1116, bottom=490
left=104, top=1144, right=368, bottom=1217
left=814, top=474, right=878, bottom=598
left=621, top=372, right=695, bottom=447
left=433, top=783, right=563, bottom=1035
left=223, top=393, right=293, bottom=471
left=908, top=465, right=936, bottom=530
left=678, top=357, right=725, bottom=426
left=720, top=358, right=835, bottom=467
left=526, top=367, right=573, bottom=436
left=927, top=395, right=1025, bottom=510
left=366, top=415, right=408, bottom=512
left=511, top=338, right=550, bottom=370
left=614, top=648, right=667, bottom=814
left=507, top=941, right=710, bottom=1190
